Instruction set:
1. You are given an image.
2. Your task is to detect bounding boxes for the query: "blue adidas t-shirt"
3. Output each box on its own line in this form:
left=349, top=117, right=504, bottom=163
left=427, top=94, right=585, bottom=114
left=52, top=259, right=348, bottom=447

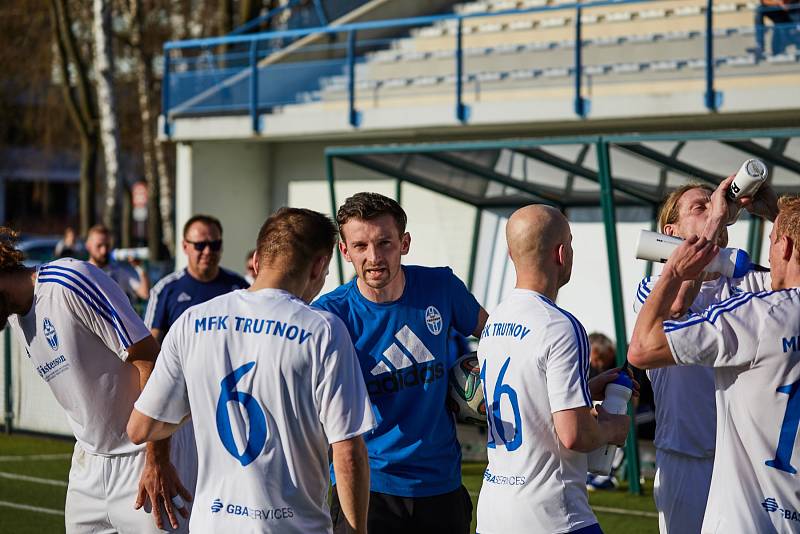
left=313, top=265, right=481, bottom=497
left=144, top=268, right=249, bottom=334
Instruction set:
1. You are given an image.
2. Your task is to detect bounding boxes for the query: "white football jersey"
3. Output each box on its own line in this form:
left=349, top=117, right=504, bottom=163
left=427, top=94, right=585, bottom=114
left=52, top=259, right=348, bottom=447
left=477, top=289, right=597, bottom=534
left=634, top=270, right=770, bottom=457
left=9, top=259, right=151, bottom=455
left=664, top=287, right=800, bottom=533
left=135, top=288, right=376, bottom=534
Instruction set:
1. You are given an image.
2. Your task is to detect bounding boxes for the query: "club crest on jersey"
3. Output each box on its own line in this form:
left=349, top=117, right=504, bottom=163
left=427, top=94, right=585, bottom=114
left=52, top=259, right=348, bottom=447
left=42, top=318, right=58, bottom=351
left=425, top=306, right=442, bottom=335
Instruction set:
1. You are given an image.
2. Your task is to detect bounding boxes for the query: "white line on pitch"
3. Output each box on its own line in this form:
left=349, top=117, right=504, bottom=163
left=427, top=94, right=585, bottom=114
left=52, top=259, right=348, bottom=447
left=0, top=471, right=67, bottom=487
left=467, top=491, right=657, bottom=519
left=0, top=453, right=71, bottom=462
left=0, top=500, right=63, bottom=516
left=593, top=505, right=658, bottom=519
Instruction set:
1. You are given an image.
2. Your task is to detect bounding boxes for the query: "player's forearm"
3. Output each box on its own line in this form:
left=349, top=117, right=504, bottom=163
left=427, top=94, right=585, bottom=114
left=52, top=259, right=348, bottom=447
left=554, top=408, right=604, bottom=452
left=629, top=271, right=682, bottom=368
left=669, top=279, right=702, bottom=318
left=331, top=437, right=370, bottom=533
left=135, top=268, right=151, bottom=300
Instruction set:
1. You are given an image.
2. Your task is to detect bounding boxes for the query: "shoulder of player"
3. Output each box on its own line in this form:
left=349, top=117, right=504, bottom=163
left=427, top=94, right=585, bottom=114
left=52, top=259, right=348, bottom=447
left=312, top=280, right=356, bottom=313
left=150, top=269, right=187, bottom=296
left=403, top=264, right=456, bottom=282
left=37, top=259, right=115, bottom=298
left=534, top=295, right=587, bottom=341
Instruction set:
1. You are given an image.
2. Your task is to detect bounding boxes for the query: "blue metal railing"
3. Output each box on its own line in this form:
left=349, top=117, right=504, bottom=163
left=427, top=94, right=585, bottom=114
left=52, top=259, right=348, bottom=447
left=161, top=0, right=800, bottom=135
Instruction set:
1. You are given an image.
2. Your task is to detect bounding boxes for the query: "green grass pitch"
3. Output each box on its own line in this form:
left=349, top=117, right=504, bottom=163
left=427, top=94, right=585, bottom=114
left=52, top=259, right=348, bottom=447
left=0, top=434, right=657, bottom=533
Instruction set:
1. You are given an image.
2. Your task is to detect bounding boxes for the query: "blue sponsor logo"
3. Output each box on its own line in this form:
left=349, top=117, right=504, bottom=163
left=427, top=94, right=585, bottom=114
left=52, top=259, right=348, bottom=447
left=763, top=498, right=780, bottom=513
left=43, top=318, right=58, bottom=351
left=761, top=497, right=800, bottom=523
left=210, top=498, right=294, bottom=521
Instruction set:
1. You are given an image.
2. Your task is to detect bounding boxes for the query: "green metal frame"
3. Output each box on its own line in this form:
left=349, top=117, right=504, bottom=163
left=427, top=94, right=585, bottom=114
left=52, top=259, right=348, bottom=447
left=324, top=127, right=800, bottom=495
left=4, top=327, right=11, bottom=434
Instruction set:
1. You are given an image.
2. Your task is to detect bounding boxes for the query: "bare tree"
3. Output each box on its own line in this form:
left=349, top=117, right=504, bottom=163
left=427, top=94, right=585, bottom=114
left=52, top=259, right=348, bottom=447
left=93, top=0, right=123, bottom=238
left=49, top=0, right=99, bottom=235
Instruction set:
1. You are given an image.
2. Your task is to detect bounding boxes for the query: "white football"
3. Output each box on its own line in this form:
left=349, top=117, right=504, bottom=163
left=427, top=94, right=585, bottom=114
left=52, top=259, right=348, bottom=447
left=447, top=352, right=487, bottom=426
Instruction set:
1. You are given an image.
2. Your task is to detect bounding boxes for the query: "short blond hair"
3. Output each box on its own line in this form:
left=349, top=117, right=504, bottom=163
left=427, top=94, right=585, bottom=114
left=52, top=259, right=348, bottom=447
left=657, top=183, right=714, bottom=232
left=776, top=196, right=800, bottom=261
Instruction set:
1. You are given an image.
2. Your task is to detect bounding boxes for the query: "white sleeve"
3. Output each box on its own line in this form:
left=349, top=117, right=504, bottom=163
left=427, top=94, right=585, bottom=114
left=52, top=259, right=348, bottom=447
left=134, top=317, right=190, bottom=424
left=314, top=315, right=376, bottom=443
left=545, top=314, right=592, bottom=413
left=663, top=292, right=764, bottom=368
left=41, top=262, right=150, bottom=360
left=632, top=276, right=657, bottom=314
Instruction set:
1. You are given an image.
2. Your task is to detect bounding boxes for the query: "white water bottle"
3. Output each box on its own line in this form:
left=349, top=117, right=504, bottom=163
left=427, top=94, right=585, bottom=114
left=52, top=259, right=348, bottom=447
left=727, top=159, right=768, bottom=223
left=587, top=373, right=633, bottom=476
left=111, top=247, right=149, bottom=261
left=635, top=230, right=759, bottom=279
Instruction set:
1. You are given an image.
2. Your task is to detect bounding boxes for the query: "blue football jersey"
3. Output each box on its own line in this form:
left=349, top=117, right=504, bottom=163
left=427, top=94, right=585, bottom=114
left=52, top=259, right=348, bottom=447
left=145, top=268, right=249, bottom=334
left=313, top=265, right=481, bottom=497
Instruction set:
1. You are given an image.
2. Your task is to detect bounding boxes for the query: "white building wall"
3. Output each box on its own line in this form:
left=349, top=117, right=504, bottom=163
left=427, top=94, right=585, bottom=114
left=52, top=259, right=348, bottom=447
left=175, top=141, right=271, bottom=274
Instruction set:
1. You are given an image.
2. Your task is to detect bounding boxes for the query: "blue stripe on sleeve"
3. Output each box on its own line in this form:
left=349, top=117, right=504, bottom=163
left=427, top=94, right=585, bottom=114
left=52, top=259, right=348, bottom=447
left=38, top=277, right=130, bottom=348
left=663, top=289, right=780, bottom=333
left=41, top=265, right=133, bottom=346
left=538, top=296, right=592, bottom=407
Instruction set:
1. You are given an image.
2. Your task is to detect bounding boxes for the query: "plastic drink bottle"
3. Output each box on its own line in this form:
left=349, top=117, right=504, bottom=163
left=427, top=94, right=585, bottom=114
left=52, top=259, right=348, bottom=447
left=635, top=230, right=763, bottom=279
left=727, top=159, right=768, bottom=223
left=587, top=373, right=634, bottom=476
left=110, top=247, right=149, bottom=261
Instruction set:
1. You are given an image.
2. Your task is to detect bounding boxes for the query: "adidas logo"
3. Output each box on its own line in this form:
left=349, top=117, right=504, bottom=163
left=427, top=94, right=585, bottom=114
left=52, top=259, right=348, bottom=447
left=366, top=326, right=444, bottom=396
left=370, top=326, right=435, bottom=375
left=177, top=292, right=192, bottom=303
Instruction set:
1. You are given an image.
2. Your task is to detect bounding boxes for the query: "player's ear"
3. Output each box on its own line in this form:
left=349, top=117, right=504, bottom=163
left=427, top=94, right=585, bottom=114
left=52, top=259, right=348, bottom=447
left=252, top=251, right=260, bottom=276
left=782, top=235, right=794, bottom=261
left=310, top=254, right=329, bottom=280
left=663, top=224, right=676, bottom=237
left=556, top=243, right=565, bottom=267
left=400, top=232, right=411, bottom=255
left=338, top=239, right=352, bottom=263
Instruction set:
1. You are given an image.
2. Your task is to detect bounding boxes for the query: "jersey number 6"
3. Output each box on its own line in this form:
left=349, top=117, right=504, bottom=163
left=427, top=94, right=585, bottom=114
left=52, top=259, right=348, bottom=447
left=216, top=361, right=268, bottom=467
left=481, top=357, right=523, bottom=452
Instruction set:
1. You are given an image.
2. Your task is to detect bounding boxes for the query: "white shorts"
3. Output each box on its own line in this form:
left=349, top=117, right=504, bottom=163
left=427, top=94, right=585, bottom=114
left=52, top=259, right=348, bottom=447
left=65, top=441, right=195, bottom=534
left=653, top=449, right=713, bottom=534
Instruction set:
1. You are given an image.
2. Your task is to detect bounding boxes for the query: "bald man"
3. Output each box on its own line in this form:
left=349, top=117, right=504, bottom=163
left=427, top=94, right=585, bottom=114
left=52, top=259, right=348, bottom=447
left=476, top=205, right=631, bottom=534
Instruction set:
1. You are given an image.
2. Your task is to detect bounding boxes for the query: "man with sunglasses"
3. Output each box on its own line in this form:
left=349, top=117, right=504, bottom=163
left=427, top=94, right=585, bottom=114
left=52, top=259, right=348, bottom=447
left=143, top=214, right=249, bottom=524
left=145, top=215, right=248, bottom=344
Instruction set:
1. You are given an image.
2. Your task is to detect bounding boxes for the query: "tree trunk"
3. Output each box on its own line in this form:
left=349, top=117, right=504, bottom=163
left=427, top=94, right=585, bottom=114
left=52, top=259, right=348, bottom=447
left=92, top=0, right=122, bottom=239
left=79, top=136, right=98, bottom=236
left=126, top=0, right=164, bottom=259
left=50, top=0, right=99, bottom=236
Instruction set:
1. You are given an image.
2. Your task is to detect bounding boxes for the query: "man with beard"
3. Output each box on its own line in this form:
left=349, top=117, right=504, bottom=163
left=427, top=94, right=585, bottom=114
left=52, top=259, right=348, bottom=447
left=632, top=175, right=777, bottom=533
left=0, top=227, right=191, bottom=533
left=85, top=224, right=150, bottom=302
left=314, top=192, right=488, bottom=534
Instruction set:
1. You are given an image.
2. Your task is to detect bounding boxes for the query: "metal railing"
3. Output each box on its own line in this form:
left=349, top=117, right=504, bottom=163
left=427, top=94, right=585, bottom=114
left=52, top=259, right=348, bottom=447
left=162, top=0, right=800, bottom=135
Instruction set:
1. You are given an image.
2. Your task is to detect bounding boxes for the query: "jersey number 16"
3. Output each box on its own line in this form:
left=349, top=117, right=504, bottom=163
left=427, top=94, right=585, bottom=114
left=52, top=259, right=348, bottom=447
left=481, top=357, right=523, bottom=452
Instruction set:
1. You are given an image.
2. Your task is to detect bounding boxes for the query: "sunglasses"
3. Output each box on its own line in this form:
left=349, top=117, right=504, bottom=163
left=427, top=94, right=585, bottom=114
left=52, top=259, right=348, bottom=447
left=185, top=239, right=222, bottom=252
